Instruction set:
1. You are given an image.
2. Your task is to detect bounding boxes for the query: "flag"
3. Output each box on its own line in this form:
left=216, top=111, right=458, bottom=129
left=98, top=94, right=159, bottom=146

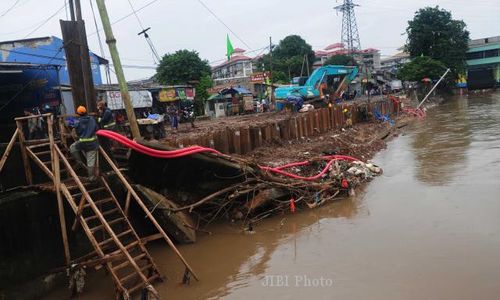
left=226, top=34, right=234, bottom=61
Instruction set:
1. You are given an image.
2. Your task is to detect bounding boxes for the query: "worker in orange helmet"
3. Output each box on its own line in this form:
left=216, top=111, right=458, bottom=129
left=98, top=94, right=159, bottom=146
left=69, top=106, right=99, bottom=181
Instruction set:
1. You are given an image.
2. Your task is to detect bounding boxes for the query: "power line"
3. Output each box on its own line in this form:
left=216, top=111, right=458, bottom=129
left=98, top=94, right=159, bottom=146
left=0, top=0, right=21, bottom=17
left=23, top=3, right=66, bottom=38
left=88, top=0, right=160, bottom=37
left=195, top=0, right=253, bottom=51
left=88, top=0, right=111, bottom=84
left=127, top=0, right=161, bottom=64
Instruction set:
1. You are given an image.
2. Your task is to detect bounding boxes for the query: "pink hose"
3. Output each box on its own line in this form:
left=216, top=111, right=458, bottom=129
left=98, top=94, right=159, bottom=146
left=97, top=130, right=360, bottom=181
left=260, top=155, right=360, bottom=181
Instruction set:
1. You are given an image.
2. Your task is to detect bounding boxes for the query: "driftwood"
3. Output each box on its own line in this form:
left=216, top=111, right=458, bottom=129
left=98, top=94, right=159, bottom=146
left=135, top=185, right=196, bottom=244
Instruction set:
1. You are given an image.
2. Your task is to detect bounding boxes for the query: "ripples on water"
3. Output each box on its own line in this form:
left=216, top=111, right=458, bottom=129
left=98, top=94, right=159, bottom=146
left=411, top=92, right=500, bottom=185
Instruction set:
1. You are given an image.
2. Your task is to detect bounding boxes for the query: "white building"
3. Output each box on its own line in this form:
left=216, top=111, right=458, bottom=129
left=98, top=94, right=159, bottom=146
left=212, top=48, right=255, bottom=82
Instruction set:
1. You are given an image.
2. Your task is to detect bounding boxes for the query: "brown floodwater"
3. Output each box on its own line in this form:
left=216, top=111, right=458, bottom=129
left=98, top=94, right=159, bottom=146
left=43, top=92, right=500, bottom=300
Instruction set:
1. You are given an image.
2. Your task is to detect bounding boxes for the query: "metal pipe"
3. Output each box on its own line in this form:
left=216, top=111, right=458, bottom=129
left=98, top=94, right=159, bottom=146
left=416, top=68, right=451, bottom=110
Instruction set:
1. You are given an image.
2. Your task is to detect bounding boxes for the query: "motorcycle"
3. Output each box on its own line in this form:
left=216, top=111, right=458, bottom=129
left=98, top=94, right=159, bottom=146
left=180, top=103, right=196, bottom=128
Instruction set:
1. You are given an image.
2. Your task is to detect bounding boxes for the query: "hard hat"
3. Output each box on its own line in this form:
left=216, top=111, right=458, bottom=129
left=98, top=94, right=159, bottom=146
left=76, top=106, right=87, bottom=115
left=343, top=108, right=348, bottom=113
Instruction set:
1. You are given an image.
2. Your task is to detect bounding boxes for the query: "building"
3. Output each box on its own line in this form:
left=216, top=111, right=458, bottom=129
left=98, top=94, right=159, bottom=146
left=466, top=36, right=500, bottom=89
left=379, top=51, right=411, bottom=80
left=0, top=36, right=107, bottom=119
left=211, top=48, right=256, bottom=91
left=314, top=43, right=381, bottom=70
left=210, top=48, right=272, bottom=97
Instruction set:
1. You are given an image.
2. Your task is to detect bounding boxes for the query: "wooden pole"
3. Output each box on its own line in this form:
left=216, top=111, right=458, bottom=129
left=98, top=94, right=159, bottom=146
left=15, top=120, right=32, bottom=185
left=0, top=128, right=19, bottom=173
left=99, top=147, right=199, bottom=281
left=95, top=0, right=140, bottom=139
left=48, top=116, right=71, bottom=265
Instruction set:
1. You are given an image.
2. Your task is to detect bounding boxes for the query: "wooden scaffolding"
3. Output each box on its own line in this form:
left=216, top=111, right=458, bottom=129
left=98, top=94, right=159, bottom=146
left=0, top=113, right=198, bottom=299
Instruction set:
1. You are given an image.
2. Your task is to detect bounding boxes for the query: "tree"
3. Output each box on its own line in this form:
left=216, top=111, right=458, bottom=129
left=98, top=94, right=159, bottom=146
left=194, top=74, right=213, bottom=115
left=259, top=35, right=315, bottom=83
left=156, top=50, right=211, bottom=85
left=324, top=54, right=358, bottom=66
left=405, top=6, right=469, bottom=76
left=397, top=56, right=448, bottom=82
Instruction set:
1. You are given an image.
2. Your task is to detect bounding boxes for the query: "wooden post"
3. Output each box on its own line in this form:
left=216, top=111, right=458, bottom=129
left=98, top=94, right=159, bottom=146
left=290, top=118, right=298, bottom=140
left=95, top=0, right=140, bottom=139
left=15, top=120, right=32, bottom=185
left=0, top=129, right=19, bottom=173
left=49, top=116, right=71, bottom=265
left=98, top=147, right=199, bottom=281
left=240, top=127, right=251, bottom=154
left=233, top=129, right=241, bottom=155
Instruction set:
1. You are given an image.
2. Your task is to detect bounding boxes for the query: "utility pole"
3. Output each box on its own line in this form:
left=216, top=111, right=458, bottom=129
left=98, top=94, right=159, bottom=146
left=61, top=0, right=96, bottom=112
left=74, top=0, right=83, bottom=21
left=269, top=36, right=274, bottom=106
left=334, top=0, right=361, bottom=54
left=68, top=0, right=75, bottom=21
left=96, top=0, right=140, bottom=139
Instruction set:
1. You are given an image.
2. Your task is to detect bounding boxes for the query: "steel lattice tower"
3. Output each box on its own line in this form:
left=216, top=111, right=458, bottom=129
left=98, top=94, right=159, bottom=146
left=334, top=0, right=361, bottom=53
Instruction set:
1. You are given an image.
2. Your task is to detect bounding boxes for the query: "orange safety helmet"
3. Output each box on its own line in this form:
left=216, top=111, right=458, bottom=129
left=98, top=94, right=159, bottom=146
left=76, top=106, right=87, bottom=115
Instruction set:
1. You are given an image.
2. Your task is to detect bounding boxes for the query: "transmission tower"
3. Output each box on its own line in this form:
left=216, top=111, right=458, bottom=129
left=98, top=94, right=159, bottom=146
left=334, top=0, right=361, bottom=53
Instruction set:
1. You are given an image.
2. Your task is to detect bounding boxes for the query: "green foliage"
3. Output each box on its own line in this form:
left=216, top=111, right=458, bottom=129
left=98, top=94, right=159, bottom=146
left=324, top=55, right=358, bottom=66
left=156, top=50, right=211, bottom=85
left=405, top=6, right=469, bottom=76
left=397, top=56, right=448, bottom=82
left=258, top=35, right=316, bottom=82
left=194, top=75, right=213, bottom=115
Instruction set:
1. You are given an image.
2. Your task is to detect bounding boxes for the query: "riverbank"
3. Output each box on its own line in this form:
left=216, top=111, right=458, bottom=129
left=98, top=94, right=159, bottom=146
left=3, top=96, right=410, bottom=299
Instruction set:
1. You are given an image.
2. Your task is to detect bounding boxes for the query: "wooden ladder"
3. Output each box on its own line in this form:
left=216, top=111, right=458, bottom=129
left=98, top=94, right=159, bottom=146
left=27, top=139, right=162, bottom=298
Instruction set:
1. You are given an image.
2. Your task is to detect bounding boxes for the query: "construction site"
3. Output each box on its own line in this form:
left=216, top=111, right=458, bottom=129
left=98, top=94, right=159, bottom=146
left=3, top=0, right=496, bottom=299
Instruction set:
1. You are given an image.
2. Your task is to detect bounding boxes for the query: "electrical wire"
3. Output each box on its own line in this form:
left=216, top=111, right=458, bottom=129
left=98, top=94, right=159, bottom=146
left=126, top=0, right=161, bottom=64
left=0, top=0, right=21, bottom=17
left=87, top=0, right=160, bottom=37
left=23, top=3, right=66, bottom=38
left=195, top=0, right=253, bottom=51
left=88, top=0, right=111, bottom=84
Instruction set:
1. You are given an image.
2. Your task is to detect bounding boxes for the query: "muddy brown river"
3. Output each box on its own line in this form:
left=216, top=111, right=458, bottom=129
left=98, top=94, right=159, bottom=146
left=44, top=92, right=500, bottom=300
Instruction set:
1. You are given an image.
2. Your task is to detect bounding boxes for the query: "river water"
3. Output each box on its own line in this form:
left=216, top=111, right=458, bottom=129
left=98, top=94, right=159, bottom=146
left=44, top=92, right=500, bottom=300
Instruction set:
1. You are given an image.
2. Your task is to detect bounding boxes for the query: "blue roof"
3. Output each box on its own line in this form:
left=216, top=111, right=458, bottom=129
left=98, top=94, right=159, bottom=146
left=221, top=87, right=252, bottom=95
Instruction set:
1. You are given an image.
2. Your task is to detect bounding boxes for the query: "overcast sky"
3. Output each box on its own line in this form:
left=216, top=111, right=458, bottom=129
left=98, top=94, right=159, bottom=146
left=0, top=0, right=499, bottom=82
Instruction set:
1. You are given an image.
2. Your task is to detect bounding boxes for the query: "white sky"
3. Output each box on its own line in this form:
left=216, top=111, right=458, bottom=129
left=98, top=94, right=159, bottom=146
left=0, top=0, right=499, bottom=82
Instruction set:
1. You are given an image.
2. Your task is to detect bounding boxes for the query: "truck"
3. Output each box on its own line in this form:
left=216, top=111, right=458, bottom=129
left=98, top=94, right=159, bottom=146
left=389, top=80, right=403, bottom=92
left=274, top=65, right=359, bottom=101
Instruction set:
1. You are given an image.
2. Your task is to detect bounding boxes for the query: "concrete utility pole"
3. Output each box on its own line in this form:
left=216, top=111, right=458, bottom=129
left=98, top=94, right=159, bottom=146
left=95, top=0, right=140, bottom=139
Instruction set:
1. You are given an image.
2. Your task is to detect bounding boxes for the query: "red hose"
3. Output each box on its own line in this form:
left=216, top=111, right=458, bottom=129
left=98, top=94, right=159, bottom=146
left=96, top=130, right=221, bottom=158
left=97, top=130, right=361, bottom=181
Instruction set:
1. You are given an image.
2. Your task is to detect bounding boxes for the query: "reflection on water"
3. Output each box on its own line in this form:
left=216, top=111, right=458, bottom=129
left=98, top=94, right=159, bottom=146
left=411, top=97, right=471, bottom=185
left=42, top=93, right=500, bottom=300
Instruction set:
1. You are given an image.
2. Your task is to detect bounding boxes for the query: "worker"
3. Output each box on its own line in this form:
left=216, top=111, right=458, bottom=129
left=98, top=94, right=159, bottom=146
left=97, top=100, right=116, bottom=161
left=97, top=101, right=116, bottom=130
left=70, top=106, right=99, bottom=181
